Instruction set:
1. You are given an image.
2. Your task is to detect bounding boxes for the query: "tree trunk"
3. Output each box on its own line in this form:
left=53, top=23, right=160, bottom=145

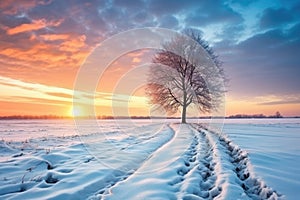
left=181, top=79, right=187, bottom=124
left=181, top=105, right=187, bottom=123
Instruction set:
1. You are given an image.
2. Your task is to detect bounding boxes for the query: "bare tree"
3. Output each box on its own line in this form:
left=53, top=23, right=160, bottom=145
left=146, top=29, right=226, bottom=123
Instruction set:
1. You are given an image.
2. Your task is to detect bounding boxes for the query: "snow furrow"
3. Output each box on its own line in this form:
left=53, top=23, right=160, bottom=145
left=0, top=121, right=287, bottom=199
left=100, top=124, right=194, bottom=200
left=176, top=125, right=222, bottom=199
left=0, top=123, right=175, bottom=200
left=195, top=124, right=284, bottom=200
left=91, top=124, right=176, bottom=199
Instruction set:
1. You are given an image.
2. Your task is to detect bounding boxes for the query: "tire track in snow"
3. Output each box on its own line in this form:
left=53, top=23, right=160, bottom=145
left=93, top=124, right=176, bottom=200
left=196, top=124, right=284, bottom=200
left=91, top=123, right=283, bottom=200
left=99, top=124, right=195, bottom=200
left=170, top=125, right=222, bottom=199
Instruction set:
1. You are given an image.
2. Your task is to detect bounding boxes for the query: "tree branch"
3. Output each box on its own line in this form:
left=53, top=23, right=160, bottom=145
left=167, top=88, right=182, bottom=106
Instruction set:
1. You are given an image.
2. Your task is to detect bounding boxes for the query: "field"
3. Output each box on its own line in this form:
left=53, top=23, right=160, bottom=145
left=0, top=119, right=299, bottom=199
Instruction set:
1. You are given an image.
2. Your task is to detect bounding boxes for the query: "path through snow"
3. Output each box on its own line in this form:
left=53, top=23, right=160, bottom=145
left=0, top=122, right=284, bottom=199
left=97, top=123, right=283, bottom=200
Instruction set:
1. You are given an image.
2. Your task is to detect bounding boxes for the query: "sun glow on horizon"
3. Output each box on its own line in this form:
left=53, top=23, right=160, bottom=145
left=0, top=75, right=299, bottom=117
left=69, top=106, right=88, bottom=117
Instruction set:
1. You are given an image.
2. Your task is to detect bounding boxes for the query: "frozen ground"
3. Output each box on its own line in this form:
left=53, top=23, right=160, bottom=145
left=222, top=119, right=300, bottom=200
left=0, top=119, right=299, bottom=199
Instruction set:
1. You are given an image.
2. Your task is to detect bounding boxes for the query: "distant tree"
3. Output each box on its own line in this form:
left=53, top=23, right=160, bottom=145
left=275, top=111, right=283, bottom=118
left=146, top=29, right=226, bottom=123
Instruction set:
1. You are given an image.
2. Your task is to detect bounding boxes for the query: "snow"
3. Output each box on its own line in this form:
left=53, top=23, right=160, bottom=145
left=222, top=118, right=300, bottom=200
left=0, top=119, right=299, bottom=199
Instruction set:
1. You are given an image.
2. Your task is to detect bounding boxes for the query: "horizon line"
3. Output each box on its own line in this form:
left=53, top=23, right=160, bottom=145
left=0, top=114, right=299, bottom=120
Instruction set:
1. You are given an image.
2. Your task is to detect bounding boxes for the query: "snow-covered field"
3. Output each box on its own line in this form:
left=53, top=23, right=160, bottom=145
left=0, top=119, right=299, bottom=199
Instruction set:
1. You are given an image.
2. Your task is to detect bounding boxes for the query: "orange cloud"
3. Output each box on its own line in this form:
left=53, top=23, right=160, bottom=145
left=6, top=19, right=63, bottom=35
left=0, top=75, right=149, bottom=116
left=0, top=0, right=49, bottom=15
left=1, top=43, right=66, bottom=63
left=59, top=35, right=86, bottom=52
left=45, top=92, right=74, bottom=99
left=0, top=39, right=90, bottom=90
left=0, top=100, right=69, bottom=116
left=0, top=39, right=89, bottom=71
left=40, top=34, right=70, bottom=41
left=132, top=57, right=141, bottom=63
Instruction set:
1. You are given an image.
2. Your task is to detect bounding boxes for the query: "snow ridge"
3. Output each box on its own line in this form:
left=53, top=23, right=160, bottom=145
left=0, top=122, right=285, bottom=199
left=94, top=124, right=175, bottom=198
left=195, top=124, right=284, bottom=200
left=175, top=125, right=222, bottom=199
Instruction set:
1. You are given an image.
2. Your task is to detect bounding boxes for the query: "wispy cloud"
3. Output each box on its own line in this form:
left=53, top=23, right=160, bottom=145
left=6, top=19, right=63, bottom=35
left=39, top=34, right=70, bottom=41
left=0, top=0, right=50, bottom=15
left=0, top=75, right=73, bottom=103
left=59, top=35, right=87, bottom=52
left=45, top=92, right=74, bottom=99
left=226, top=94, right=300, bottom=116
left=258, top=100, right=300, bottom=106
left=258, top=98, right=300, bottom=106
left=0, top=75, right=148, bottom=110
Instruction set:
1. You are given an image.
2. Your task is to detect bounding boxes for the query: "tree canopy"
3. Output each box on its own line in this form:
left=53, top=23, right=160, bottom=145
left=146, top=29, right=226, bottom=123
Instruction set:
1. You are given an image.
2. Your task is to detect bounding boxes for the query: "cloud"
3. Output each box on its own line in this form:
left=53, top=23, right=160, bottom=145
left=59, top=35, right=87, bottom=52
left=159, top=15, right=179, bottom=29
left=6, top=19, right=47, bottom=35
left=185, top=1, right=243, bottom=26
left=132, top=57, right=141, bottom=63
left=0, top=75, right=147, bottom=110
left=228, top=0, right=256, bottom=7
left=253, top=94, right=300, bottom=106
left=225, top=93, right=300, bottom=116
left=259, top=7, right=294, bottom=29
left=11, top=96, right=69, bottom=106
left=45, top=92, right=74, bottom=99
left=148, top=0, right=197, bottom=16
left=0, top=43, right=70, bottom=66
left=6, top=18, right=62, bottom=35
left=0, top=30, right=90, bottom=83
left=0, top=0, right=299, bottom=116
left=258, top=100, right=300, bottom=106
left=39, top=33, right=69, bottom=41
left=114, top=0, right=144, bottom=11
left=216, top=22, right=300, bottom=96
left=0, top=75, right=73, bottom=105
left=0, top=0, right=51, bottom=15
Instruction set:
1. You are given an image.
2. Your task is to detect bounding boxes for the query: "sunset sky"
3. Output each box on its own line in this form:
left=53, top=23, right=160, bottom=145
left=0, top=0, right=299, bottom=117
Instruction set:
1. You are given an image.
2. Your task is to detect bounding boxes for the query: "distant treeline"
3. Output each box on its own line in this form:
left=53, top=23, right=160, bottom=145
left=0, top=115, right=174, bottom=120
left=227, top=112, right=283, bottom=119
left=97, top=116, right=181, bottom=119
left=0, top=112, right=298, bottom=120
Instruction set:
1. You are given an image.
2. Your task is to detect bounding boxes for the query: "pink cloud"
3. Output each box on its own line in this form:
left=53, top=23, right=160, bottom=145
left=0, top=0, right=51, bottom=15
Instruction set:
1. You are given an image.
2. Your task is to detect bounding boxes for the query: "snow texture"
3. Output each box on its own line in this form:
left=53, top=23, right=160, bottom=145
left=0, top=119, right=298, bottom=199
